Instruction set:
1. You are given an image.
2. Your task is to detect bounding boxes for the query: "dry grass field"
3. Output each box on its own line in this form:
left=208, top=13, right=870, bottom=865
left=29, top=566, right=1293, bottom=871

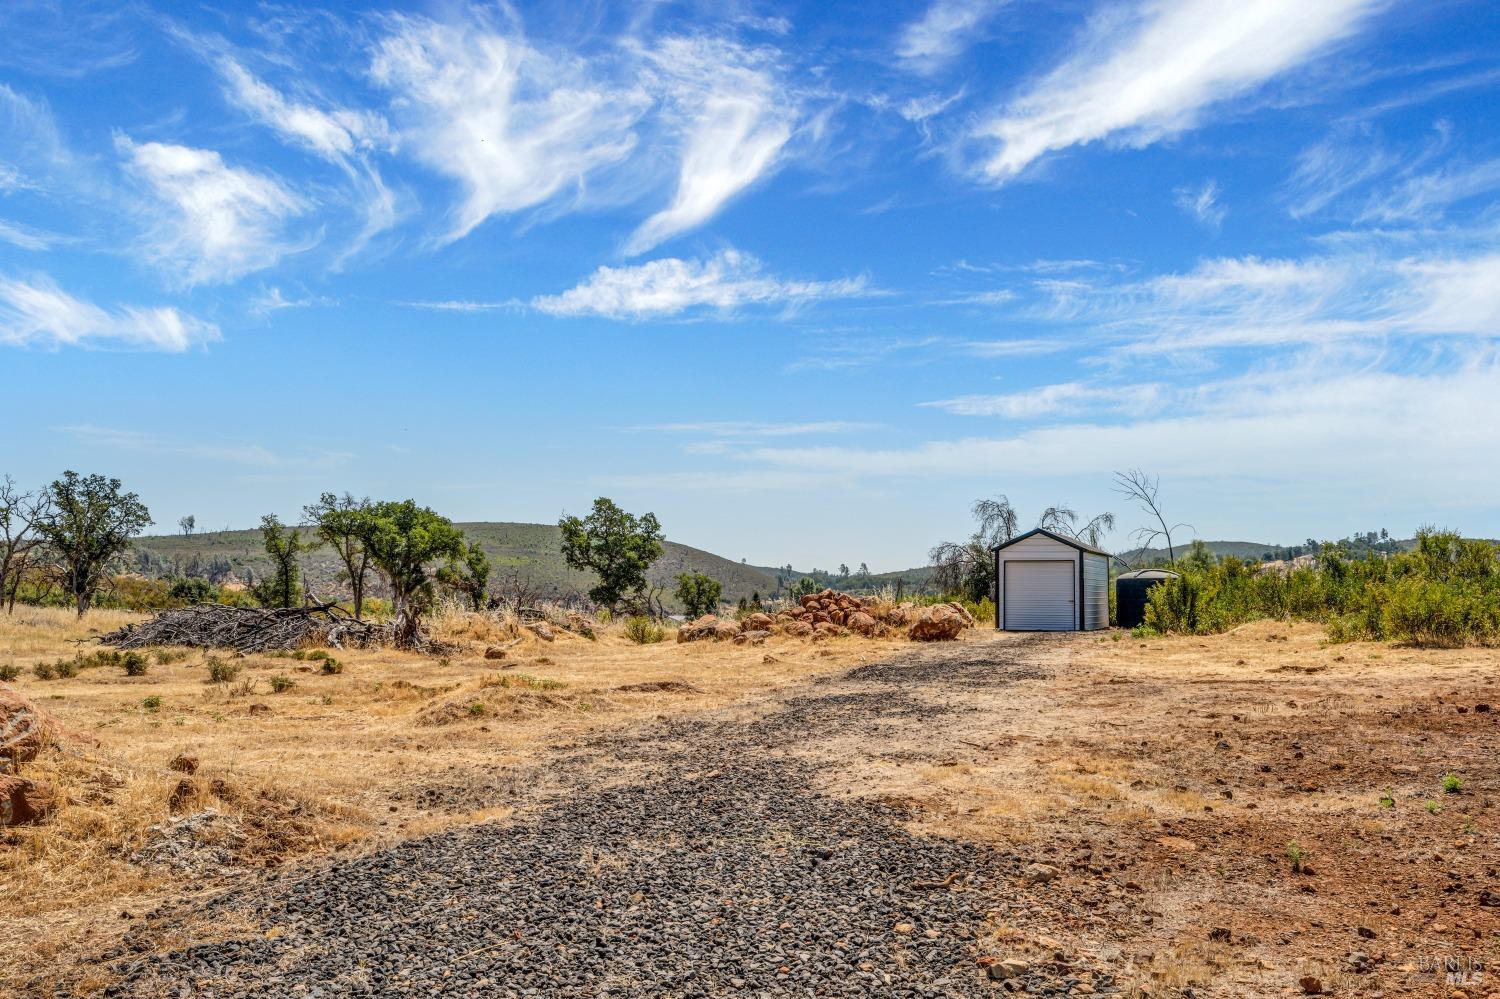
left=4, top=609, right=1497, bottom=997
left=0, top=606, right=901, bottom=995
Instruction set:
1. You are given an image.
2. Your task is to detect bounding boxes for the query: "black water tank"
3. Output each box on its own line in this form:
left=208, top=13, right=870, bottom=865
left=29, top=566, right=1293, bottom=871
left=1115, top=569, right=1180, bottom=628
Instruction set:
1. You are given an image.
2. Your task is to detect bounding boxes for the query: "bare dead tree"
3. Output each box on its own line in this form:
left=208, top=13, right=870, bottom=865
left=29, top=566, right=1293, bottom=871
left=1114, top=469, right=1191, bottom=567
left=0, top=476, right=54, bottom=613
left=489, top=571, right=543, bottom=617
left=971, top=496, right=1020, bottom=548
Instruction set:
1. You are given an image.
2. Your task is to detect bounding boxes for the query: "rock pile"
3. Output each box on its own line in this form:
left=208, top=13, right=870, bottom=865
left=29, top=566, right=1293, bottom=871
left=0, top=686, right=62, bottom=826
left=675, top=589, right=978, bottom=644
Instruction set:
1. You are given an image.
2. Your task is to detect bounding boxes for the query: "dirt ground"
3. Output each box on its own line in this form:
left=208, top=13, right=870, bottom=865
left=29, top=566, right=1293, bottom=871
left=800, top=622, right=1498, bottom=997
left=0, top=606, right=902, bottom=995
left=4, top=610, right=1497, bottom=997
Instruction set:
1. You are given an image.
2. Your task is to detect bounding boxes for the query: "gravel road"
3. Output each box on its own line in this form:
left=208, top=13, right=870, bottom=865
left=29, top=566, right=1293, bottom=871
left=96, top=640, right=1108, bottom=998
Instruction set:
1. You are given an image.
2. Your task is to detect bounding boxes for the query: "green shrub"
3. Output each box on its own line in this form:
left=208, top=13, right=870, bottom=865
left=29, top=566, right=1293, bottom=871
left=121, top=652, right=149, bottom=677
left=52, top=658, right=79, bottom=679
left=153, top=647, right=190, bottom=665
left=141, top=694, right=162, bottom=712
left=205, top=657, right=239, bottom=684
left=0, top=663, right=20, bottom=682
left=320, top=658, right=343, bottom=675
left=623, top=615, right=665, bottom=644
left=168, top=577, right=218, bottom=604
left=1441, top=773, right=1463, bottom=794
left=32, top=661, right=56, bottom=681
left=306, top=649, right=332, bottom=661
left=467, top=702, right=487, bottom=717
left=1137, top=529, right=1500, bottom=647
left=268, top=673, right=296, bottom=693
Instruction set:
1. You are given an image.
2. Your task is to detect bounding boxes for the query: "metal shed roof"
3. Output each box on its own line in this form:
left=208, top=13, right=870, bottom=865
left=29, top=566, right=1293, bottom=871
left=990, top=527, right=1111, bottom=559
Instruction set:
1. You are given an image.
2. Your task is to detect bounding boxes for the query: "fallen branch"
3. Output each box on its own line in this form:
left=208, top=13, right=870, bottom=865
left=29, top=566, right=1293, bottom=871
left=99, top=604, right=395, bottom=654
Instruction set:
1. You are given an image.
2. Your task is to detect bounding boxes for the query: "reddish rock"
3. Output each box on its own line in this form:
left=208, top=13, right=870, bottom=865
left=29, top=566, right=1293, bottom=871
left=847, top=611, right=879, bottom=636
left=780, top=621, right=814, bottom=638
left=0, top=774, right=58, bottom=825
left=909, top=604, right=968, bottom=642
left=1, top=687, right=56, bottom=768
left=744, top=613, right=774, bottom=631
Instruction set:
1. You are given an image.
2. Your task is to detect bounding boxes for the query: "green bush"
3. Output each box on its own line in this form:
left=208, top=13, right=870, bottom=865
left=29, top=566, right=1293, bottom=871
left=168, top=577, right=218, bottom=604
left=32, top=661, right=56, bottom=681
left=268, top=673, right=296, bottom=693
left=205, top=657, right=239, bottom=684
left=1139, top=529, right=1500, bottom=647
left=141, top=694, right=162, bottom=712
left=121, top=652, right=149, bottom=677
left=623, top=615, right=665, bottom=644
left=0, top=663, right=20, bottom=682
left=320, top=658, right=343, bottom=675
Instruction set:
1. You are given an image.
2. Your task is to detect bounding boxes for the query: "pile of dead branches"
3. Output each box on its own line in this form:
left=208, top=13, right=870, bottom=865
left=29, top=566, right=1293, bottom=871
left=100, top=602, right=394, bottom=654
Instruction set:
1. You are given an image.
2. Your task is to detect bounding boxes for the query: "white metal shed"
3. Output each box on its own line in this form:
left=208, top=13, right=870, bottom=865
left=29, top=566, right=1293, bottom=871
left=991, top=528, right=1111, bottom=632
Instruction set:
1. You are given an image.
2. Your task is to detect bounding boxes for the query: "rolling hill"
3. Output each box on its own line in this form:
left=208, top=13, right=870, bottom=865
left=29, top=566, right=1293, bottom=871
left=133, top=523, right=784, bottom=607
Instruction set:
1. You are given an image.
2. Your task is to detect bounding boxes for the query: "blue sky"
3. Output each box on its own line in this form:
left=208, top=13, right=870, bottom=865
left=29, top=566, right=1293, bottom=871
left=2, top=0, right=1498, bottom=570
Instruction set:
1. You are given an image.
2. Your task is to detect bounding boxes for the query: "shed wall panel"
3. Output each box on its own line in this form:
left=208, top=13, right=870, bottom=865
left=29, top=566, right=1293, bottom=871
left=1083, top=553, right=1109, bottom=631
left=1002, top=560, right=1077, bottom=630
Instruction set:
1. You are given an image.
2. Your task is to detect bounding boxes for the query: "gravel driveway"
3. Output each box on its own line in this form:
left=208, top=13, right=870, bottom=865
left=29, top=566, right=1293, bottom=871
left=97, top=640, right=1101, bottom=998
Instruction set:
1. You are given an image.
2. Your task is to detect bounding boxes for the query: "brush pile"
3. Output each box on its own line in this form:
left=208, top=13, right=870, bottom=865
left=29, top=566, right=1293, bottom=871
left=100, top=603, right=393, bottom=654
left=677, top=589, right=977, bottom=643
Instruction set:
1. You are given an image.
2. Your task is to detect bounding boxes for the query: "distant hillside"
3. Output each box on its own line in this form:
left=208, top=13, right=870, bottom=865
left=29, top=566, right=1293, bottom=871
left=132, top=523, right=782, bottom=607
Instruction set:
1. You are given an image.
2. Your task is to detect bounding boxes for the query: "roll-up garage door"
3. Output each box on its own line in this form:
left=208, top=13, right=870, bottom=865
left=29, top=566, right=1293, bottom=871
left=1003, top=560, right=1076, bottom=630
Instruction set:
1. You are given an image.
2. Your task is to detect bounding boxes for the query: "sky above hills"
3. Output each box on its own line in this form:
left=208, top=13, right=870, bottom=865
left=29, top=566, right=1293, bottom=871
left=2, top=0, right=1498, bottom=570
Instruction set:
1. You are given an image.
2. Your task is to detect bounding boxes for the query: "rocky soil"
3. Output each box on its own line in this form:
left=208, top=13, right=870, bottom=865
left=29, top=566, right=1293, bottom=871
left=80, top=642, right=1102, bottom=999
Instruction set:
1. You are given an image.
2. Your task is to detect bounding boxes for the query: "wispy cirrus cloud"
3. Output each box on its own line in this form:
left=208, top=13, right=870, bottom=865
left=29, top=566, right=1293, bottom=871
left=533, top=249, right=870, bottom=320
left=896, top=0, right=1005, bottom=74
left=974, top=0, right=1383, bottom=181
left=921, top=382, right=1152, bottom=418
left=625, top=420, right=879, bottom=438
left=0, top=218, right=62, bottom=251
left=369, top=13, right=646, bottom=244
left=1175, top=179, right=1225, bottom=231
left=624, top=37, right=799, bottom=256
left=116, top=136, right=310, bottom=286
left=0, top=273, right=218, bottom=351
left=60, top=425, right=279, bottom=467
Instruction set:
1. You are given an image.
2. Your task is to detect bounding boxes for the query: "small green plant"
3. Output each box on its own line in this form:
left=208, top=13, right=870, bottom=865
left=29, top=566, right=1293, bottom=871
left=624, top=615, right=665, bottom=644
left=141, top=694, right=162, bottom=712
left=1284, top=841, right=1309, bottom=874
left=320, top=695, right=333, bottom=706
left=1425, top=800, right=1443, bottom=814
left=121, top=652, right=149, bottom=677
left=467, top=701, right=487, bottom=717
left=0, top=663, right=19, bottom=682
left=1441, top=773, right=1463, bottom=794
left=32, top=661, right=56, bottom=681
left=268, top=674, right=296, bottom=693
left=53, top=658, right=79, bottom=679
left=205, top=657, right=239, bottom=684
left=1378, top=788, right=1396, bottom=809
left=307, top=649, right=331, bottom=661
left=320, top=657, right=343, bottom=675
left=153, top=648, right=190, bottom=665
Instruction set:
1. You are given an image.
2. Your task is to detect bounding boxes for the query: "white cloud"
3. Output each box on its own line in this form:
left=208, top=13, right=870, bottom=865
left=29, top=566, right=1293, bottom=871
left=0, top=218, right=58, bottom=251
left=921, top=382, right=1149, bottom=418
left=370, top=15, right=646, bottom=243
left=1037, top=248, right=1500, bottom=352
left=61, top=425, right=278, bottom=466
left=0, top=274, right=218, bottom=351
left=975, top=0, right=1382, bottom=181
left=216, top=57, right=386, bottom=161
left=742, top=362, right=1500, bottom=505
left=401, top=298, right=525, bottom=313
left=1358, top=155, right=1500, bottom=225
left=533, top=249, right=870, bottom=320
left=624, top=38, right=798, bottom=256
left=959, top=338, right=1068, bottom=358
left=897, top=0, right=1003, bottom=74
left=627, top=421, right=878, bottom=437
left=1175, top=179, right=1225, bottom=231
left=117, top=136, right=308, bottom=285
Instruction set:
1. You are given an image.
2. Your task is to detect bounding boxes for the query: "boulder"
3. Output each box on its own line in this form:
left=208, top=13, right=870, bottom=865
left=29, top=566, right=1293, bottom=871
left=945, top=602, right=977, bottom=627
left=780, top=621, right=814, bottom=638
left=732, top=630, right=771, bottom=646
left=812, top=621, right=846, bottom=640
left=0, top=774, right=58, bottom=825
left=846, top=611, right=879, bottom=637
left=1, top=687, right=56, bottom=769
left=677, top=615, right=742, bottom=643
left=526, top=622, right=556, bottom=642
left=909, top=604, right=968, bottom=642
left=743, top=613, right=774, bottom=631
